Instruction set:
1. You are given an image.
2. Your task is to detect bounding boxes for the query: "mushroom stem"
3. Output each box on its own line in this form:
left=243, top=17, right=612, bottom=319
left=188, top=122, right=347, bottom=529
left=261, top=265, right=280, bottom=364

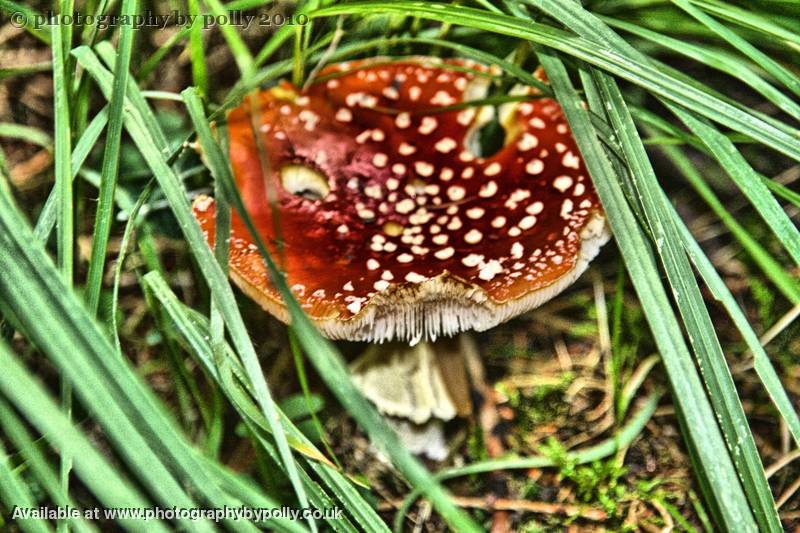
left=348, top=335, right=476, bottom=460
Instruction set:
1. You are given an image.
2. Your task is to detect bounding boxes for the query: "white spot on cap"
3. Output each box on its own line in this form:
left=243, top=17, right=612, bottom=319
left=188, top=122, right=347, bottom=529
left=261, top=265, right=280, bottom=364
left=343, top=281, right=354, bottom=291
left=435, top=137, right=457, bottom=153
left=518, top=215, right=537, bottom=230
left=466, top=207, right=485, bottom=219
left=491, top=216, right=506, bottom=228
left=530, top=117, right=545, bottom=129
left=374, top=280, right=390, bottom=291
left=479, top=181, right=498, bottom=198
left=347, top=300, right=362, bottom=314
left=395, top=112, right=411, bottom=129
left=478, top=259, right=503, bottom=281
left=526, top=201, right=544, bottom=215
left=367, top=259, right=380, bottom=270
left=561, top=199, right=574, bottom=218
left=440, top=167, right=454, bottom=181
left=392, top=163, right=406, bottom=175
left=419, top=116, right=438, bottom=135
left=398, top=142, right=416, bottom=156
left=409, top=86, right=422, bottom=101
left=457, top=108, right=476, bottom=126
left=434, top=247, right=454, bottom=260
left=373, top=153, right=388, bottom=168
left=484, top=162, right=502, bottom=176
left=562, top=151, right=580, bottom=169
left=511, top=242, right=524, bottom=259
left=447, top=217, right=462, bottom=230
left=517, top=132, right=539, bottom=151
left=405, top=271, right=427, bottom=283
left=462, top=254, right=484, bottom=267
left=396, top=198, right=415, bottom=214
left=397, top=253, right=414, bottom=263
left=447, top=186, right=466, bottom=201
left=382, top=86, right=400, bottom=100
left=464, top=229, right=483, bottom=244
left=430, top=90, right=456, bottom=106
left=414, top=161, right=435, bottom=177
left=358, top=208, right=375, bottom=220
left=505, top=189, right=531, bottom=209
left=461, top=167, right=475, bottom=179
left=381, top=270, right=394, bottom=280
left=526, top=159, right=544, bottom=175
left=432, top=234, right=448, bottom=245
left=371, top=129, right=385, bottom=142
left=553, top=175, right=573, bottom=192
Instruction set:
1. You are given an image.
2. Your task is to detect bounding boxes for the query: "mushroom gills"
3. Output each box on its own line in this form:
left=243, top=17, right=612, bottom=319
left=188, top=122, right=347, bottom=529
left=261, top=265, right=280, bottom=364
left=349, top=336, right=475, bottom=460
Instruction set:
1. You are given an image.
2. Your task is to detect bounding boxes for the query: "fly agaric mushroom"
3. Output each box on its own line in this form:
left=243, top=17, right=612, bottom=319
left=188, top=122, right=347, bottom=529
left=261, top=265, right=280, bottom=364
left=192, top=57, right=609, bottom=458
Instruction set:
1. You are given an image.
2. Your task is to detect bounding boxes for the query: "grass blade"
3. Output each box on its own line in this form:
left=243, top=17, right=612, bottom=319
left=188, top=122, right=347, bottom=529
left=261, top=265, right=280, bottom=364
left=0, top=400, right=97, bottom=533
left=588, top=68, right=780, bottom=532
left=675, top=0, right=800, bottom=98
left=72, top=45, right=313, bottom=526
left=0, top=342, right=170, bottom=532
left=537, top=48, right=757, bottom=532
left=84, top=0, right=138, bottom=315
left=0, top=439, right=51, bottom=533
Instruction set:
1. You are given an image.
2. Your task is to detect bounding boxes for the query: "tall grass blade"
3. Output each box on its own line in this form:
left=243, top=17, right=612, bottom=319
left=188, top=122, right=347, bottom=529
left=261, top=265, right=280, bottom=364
left=85, top=0, right=138, bottom=315
left=537, top=48, right=756, bottom=531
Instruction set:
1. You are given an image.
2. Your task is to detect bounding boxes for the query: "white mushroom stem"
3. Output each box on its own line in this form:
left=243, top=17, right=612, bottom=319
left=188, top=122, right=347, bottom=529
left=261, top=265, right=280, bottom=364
left=348, top=335, right=478, bottom=460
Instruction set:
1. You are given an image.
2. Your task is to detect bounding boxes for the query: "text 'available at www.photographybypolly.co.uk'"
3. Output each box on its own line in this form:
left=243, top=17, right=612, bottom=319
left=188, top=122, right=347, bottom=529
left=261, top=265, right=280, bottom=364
left=12, top=504, right=344, bottom=523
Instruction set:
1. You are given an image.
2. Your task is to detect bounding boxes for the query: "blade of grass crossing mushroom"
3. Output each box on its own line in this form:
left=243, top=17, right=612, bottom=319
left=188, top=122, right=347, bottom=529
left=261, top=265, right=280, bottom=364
left=85, top=0, right=138, bottom=315
left=537, top=49, right=757, bottom=532
left=309, top=2, right=800, bottom=162
left=71, top=46, right=313, bottom=528
left=0, top=438, right=52, bottom=533
left=180, top=87, right=482, bottom=533
left=143, top=272, right=389, bottom=533
left=587, top=69, right=781, bottom=532
left=0, top=399, right=98, bottom=533
left=0, top=191, right=246, bottom=533
left=0, top=342, right=171, bottom=533
left=671, top=0, right=800, bottom=98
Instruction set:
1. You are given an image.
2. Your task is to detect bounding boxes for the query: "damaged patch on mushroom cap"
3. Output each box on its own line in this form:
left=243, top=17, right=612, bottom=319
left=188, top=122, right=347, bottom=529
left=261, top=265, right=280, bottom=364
left=192, top=57, right=610, bottom=344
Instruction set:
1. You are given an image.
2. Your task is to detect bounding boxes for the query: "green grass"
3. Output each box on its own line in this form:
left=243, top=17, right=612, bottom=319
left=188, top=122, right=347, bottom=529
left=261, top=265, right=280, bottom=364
left=1, top=0, right=799, bottom=531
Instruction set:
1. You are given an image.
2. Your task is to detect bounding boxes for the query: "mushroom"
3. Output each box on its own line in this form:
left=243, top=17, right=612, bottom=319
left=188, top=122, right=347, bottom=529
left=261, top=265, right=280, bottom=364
left=192, top=57, right=610, bottom=459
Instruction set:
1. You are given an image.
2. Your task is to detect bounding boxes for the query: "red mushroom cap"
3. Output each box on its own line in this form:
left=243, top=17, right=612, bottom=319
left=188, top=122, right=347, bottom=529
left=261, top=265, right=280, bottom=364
left=192, top=57, right=609, bottom=343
